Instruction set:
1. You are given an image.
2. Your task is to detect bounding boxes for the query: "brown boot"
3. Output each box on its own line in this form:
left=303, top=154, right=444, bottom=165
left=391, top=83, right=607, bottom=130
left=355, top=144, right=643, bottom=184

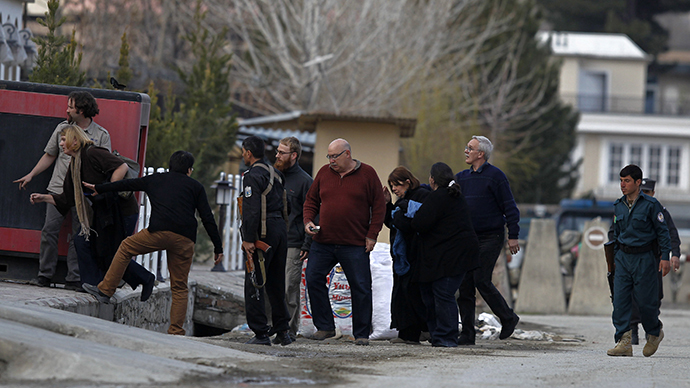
left=643, top=328, right=664, bottom=357
left=607, top=330, right=633, bottom=357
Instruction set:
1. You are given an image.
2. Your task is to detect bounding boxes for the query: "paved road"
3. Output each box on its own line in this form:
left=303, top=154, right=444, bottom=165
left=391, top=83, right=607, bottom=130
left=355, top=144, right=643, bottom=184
left=1, top=284, right=689, bottom=388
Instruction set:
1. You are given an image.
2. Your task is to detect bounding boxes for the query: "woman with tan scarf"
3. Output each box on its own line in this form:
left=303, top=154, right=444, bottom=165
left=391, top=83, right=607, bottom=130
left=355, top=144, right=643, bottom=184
left=30, top=125, right=154, bottom=298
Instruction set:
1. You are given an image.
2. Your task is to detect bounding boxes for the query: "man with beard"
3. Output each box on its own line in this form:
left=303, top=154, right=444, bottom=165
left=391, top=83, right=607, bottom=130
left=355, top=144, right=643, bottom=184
left=14, top=91, right=110, bottom=290
left=240, top=136, right=292, bottom=346
left=273, top=136, right=313, bottom=341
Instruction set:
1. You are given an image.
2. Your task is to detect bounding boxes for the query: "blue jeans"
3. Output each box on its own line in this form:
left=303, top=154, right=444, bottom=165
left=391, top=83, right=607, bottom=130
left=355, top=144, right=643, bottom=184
left=420, top=273, right=465, bottom=347
left=306, top=242, right=372, bottom=339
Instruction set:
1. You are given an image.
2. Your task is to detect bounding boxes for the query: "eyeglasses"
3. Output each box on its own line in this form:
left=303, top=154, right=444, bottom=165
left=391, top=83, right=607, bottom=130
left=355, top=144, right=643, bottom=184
left=326, top=150, right=347, bottom=160
left=465, top=146, right=477, bottom=152
left=276, top=150, right=293, bottom=156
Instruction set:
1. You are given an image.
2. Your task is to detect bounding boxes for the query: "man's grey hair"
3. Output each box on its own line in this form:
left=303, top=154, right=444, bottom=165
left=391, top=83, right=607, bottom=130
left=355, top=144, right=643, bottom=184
left=473, top=135, right=493, bottom=161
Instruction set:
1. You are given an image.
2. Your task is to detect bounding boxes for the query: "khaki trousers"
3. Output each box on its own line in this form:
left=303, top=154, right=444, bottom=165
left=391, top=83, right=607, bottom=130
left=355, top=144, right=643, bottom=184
left=98, top=229, right=195, bottom=335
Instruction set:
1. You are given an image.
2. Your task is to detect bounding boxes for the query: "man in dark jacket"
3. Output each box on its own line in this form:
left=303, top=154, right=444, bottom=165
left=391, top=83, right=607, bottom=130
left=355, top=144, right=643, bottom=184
left=455, top=135, right=520, bottom=345
left=274, top=136, right=312, bottom=340
left=241, top=136, right=292, bottom=346
left=81, top=150, right=223, bottom=336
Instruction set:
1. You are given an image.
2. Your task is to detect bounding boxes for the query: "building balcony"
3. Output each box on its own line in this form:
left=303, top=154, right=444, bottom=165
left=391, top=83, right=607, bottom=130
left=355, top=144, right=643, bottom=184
left=560, top=93, right=690, bottom=116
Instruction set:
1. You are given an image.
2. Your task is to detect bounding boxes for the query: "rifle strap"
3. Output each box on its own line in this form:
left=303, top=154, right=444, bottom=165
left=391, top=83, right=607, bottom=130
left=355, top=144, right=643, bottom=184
left=251, top=249, right=267, bottom=289
left=252, top=163, right=286, bottom=239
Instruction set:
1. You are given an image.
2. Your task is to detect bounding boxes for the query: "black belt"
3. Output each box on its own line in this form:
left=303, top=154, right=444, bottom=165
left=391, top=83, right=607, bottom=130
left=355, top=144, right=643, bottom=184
left=619, top=242, right=654, bottom=254
left=266, top=211, right=283, bottom=218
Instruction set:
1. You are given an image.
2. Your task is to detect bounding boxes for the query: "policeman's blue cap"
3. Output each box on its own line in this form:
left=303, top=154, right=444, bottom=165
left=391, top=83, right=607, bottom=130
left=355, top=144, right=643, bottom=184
left=641, top=178, right=656, bottom=191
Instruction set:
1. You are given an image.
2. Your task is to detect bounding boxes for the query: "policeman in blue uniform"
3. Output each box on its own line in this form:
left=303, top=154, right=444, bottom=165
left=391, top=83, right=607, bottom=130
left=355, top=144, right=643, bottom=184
left=628, top=178, right=681, bottom=344
left=240, top=136, right=292, bottom=346
left=608, top=165, right=671, bottom=357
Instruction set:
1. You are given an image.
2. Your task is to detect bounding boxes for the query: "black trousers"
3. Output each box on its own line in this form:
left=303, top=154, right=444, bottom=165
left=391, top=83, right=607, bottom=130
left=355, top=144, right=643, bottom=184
left=244, top=217, right=290, bottom=337
left=457, top=232, right=515, bottom=339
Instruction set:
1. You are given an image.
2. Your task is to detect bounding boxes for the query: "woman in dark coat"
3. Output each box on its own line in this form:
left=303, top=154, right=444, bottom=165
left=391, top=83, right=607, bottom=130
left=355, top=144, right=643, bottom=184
left=384, top=166, right=430, bottom=344
left=30, top=125, right=154, bottom=295
left=410, top=162, right=480, bottom=347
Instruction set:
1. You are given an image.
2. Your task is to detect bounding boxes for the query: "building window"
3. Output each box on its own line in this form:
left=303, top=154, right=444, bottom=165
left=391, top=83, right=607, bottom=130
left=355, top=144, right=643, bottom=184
left=668, top=146, right=681, bottom=185
left=609, top=144, right=624, bottom=182
left=630, top=144, right=643, bottom=167
left=607, top=142, right=683, bottom=187
left=648, top=146, right=661, bottom=181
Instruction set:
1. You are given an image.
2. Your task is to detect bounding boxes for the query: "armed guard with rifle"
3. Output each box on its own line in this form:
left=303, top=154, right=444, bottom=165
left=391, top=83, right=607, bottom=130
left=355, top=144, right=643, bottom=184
left=239, top=136, right=292, bottom=346
left=606, top=178, right=681, bottom=345
left=606, top=165, right=671, bottom=358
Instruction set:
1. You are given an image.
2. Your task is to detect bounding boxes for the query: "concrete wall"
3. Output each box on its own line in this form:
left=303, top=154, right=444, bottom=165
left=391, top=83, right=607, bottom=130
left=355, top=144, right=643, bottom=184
left=573, top=134, right=603, bottom=197
left=24, top=283, right=192, bottom=335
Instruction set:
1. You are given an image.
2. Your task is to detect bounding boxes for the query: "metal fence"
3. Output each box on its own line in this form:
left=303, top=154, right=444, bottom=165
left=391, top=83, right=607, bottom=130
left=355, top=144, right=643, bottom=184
left=132, top=168, right=245, bottom=280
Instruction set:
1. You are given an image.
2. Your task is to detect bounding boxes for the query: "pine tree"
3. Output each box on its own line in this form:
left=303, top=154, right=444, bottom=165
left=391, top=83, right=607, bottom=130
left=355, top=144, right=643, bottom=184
left=116, top=32, right=133, bottom=86
left=484, top=0, right=580, bottom=203
left=404, top=0, right=579, bottom=204
left=146, top=0, right=237, bottom=190
left=29, top=0, right=85, bottom=86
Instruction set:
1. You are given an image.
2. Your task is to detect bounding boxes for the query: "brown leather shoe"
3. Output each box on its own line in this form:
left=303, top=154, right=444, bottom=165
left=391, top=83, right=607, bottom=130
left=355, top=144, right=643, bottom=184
left=312, top=330, right=336, bottom=340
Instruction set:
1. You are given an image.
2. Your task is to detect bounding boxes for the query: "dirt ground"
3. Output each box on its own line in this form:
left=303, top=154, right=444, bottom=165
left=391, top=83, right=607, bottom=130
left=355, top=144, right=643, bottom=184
left=186, top=319, right=581, bottom=387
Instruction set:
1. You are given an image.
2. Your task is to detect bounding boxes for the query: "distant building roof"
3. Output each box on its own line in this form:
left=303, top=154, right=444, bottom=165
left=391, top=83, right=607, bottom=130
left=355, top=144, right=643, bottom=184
left=538, top=31, right=649, bottom=61
left=237, top=126, right=316, bottom=152
left=238, top=111, right=417, bottom=138
left=238, top=111, right=303, bottom=127
left=657, top=50, right=690, bottom=65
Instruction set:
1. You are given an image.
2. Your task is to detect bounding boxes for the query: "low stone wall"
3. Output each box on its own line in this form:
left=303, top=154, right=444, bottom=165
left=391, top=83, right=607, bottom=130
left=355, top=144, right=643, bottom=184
left=24, top=282, right=186, bottom=335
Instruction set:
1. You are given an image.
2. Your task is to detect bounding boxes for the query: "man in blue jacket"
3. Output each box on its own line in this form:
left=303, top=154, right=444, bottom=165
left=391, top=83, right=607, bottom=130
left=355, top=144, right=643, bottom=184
left=455, top=135, right=520, bottom=345
left=608, top=165, right=670, bottom=357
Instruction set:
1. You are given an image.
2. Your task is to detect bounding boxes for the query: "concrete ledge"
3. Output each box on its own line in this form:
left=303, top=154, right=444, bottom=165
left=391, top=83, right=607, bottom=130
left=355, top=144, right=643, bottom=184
left=23, top=283, right=177, bottom=334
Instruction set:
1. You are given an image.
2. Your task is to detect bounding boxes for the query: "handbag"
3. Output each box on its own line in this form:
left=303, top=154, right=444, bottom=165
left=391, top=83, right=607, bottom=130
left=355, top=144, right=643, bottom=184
left=111, top=150, right=141, bottom=199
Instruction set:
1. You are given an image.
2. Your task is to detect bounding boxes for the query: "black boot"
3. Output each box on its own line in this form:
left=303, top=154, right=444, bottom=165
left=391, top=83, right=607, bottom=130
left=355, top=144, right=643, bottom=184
left=631, top=324, right=639, bottom=345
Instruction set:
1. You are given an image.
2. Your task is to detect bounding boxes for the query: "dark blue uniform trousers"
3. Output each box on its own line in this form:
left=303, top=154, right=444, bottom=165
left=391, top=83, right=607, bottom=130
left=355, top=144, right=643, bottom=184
left=612, top=250, right=663, bottom=342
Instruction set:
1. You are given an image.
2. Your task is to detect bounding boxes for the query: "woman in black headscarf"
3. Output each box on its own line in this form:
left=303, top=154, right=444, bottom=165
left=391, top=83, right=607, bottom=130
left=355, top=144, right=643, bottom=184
left=410, top=162, right=479, bottom=347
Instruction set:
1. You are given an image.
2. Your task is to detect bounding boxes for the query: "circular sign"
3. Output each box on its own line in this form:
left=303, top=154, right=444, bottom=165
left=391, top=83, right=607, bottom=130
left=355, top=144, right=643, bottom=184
left=584, top=226, right=608, bottom=250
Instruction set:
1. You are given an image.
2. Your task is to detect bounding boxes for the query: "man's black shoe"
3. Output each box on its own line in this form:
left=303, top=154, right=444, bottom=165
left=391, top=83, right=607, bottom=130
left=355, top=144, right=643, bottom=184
left=272, top=331, right=295, bottom=346
left=500, top=313, right=520, bottom=340
left=140, top=274, right=155, bottom=302
left=64, top=281, right=83, bottom=292
left=245, top=336, right=271, bottom=346
left=458, top=334, right=475, bottom=345
left=82, top=283, right=111, bottom=303
left=29, top=276, right=51, bottom=287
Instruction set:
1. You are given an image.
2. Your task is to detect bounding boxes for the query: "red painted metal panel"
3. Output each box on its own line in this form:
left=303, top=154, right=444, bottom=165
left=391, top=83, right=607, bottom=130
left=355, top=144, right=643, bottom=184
left=0, top=85, right=149, bottom=258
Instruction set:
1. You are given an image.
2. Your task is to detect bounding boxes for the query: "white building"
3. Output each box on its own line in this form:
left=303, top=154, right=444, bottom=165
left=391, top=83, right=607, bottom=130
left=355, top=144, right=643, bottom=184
left=1, top=0, right=35, bottom=81
left=540, top=31, right=690, bottom=227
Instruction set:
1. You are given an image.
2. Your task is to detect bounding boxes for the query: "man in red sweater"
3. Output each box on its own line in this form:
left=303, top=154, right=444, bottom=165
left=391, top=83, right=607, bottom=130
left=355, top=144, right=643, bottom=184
left=303, top=138, right=386, bottom=346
